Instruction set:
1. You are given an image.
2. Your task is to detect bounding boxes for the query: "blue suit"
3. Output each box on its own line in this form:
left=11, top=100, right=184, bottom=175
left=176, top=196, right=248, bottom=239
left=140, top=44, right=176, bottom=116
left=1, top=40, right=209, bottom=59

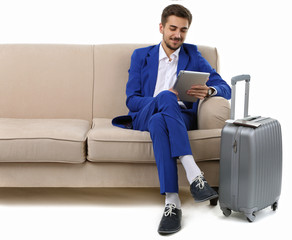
left=113, top=43, right=231, bottom=194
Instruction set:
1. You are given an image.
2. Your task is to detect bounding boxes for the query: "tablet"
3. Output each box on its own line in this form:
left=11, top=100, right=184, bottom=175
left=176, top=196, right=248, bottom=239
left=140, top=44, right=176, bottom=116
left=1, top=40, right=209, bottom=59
left=173, top=70, right=210, bottom=102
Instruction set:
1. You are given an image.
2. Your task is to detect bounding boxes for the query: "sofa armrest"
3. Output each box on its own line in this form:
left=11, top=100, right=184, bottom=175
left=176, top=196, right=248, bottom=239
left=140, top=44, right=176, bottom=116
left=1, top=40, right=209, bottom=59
left=197, top=97, right=230, bottom=130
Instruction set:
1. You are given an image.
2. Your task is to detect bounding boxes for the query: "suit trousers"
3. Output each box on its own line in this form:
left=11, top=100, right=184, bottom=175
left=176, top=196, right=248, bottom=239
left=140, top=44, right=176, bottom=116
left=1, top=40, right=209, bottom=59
left=132, top=91, right=196, bottom=194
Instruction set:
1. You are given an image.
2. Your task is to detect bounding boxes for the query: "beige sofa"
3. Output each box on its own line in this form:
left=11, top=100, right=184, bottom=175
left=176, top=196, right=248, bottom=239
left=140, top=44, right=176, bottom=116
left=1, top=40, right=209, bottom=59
left=0, top=44, right=230, bottom=193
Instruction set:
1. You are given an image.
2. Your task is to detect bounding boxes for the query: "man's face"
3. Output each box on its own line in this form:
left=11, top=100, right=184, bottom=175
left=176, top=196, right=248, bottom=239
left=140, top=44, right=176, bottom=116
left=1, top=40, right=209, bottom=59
left=160, top=15, right=189, bottom=52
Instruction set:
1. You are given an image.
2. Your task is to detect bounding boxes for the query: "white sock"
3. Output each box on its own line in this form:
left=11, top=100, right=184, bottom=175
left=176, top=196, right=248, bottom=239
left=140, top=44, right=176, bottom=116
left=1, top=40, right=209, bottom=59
left=165, top=192, right=181, bottom=209
left=179, top=155, right=201, bottom=184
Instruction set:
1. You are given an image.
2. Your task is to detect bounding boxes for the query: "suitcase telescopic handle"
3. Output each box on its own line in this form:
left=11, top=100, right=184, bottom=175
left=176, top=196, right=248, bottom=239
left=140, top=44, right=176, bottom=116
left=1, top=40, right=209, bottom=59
left=230, top=74, right=251, bottom=120
left=231, top=74, right=250, bottom=85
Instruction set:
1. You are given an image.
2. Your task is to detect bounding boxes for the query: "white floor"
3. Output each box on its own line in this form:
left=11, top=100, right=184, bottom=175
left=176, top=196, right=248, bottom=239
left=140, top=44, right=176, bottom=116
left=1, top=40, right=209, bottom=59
left=0, top=182, right=290, bottom=240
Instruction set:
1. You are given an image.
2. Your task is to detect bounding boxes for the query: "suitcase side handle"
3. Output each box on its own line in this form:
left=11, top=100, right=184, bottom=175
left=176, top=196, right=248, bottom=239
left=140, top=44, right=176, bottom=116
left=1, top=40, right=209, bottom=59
left=230, top=74, right=251, bottom=120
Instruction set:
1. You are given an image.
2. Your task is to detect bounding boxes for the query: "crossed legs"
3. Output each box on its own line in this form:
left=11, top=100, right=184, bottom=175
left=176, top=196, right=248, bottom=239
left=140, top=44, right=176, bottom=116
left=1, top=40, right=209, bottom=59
left=132, top=91, right=218, bottom=234
left=133, top=90, right=195, bottom=194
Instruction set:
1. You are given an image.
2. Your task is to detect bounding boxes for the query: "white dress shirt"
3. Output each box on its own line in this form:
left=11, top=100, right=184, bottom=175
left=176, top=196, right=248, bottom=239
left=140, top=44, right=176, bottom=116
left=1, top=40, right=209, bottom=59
left=153, top=44, right=180, bottom=97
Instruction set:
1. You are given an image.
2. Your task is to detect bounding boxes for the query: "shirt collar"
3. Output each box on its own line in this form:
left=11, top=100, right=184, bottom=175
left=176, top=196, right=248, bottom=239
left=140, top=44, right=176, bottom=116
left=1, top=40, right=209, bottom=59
left=159, top=43, right=180, bottom=61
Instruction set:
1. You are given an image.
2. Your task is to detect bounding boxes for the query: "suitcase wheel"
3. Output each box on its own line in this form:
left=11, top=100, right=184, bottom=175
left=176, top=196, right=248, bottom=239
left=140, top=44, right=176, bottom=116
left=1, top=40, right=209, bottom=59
left=272, top=202, right=278, bottom=211
left=222, top=208, right=231, bottom=217
left=246, top=213, right=256, bottom=223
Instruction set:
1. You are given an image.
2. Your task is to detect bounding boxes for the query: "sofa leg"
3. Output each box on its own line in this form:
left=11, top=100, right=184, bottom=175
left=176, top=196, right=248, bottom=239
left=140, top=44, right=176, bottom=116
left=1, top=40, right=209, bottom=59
left=210, top=187, right=219, bottom=206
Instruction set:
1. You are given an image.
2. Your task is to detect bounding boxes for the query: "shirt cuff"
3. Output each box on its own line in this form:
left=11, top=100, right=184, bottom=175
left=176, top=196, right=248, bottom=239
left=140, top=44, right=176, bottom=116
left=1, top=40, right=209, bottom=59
left=210, top=86, right=217, bottom=96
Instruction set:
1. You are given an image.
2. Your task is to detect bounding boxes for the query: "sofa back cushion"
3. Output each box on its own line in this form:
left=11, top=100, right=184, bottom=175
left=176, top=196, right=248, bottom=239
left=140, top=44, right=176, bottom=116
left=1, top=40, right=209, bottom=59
left=0, top=44, right=94, bottom=121
left=92, top=44, right=220, bottom=118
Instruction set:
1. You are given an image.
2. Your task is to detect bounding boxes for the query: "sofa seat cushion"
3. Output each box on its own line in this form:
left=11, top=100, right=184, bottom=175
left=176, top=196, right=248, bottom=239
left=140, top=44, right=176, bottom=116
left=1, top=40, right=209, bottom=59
left=0, top=118, right=90, bottom=163
left=87, top=118, right=222, bottom=163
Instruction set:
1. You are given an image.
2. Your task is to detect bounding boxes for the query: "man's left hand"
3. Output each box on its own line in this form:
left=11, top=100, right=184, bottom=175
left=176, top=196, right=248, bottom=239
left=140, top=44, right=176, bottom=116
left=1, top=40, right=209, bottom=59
left=187, top=85, right=210, bottom=100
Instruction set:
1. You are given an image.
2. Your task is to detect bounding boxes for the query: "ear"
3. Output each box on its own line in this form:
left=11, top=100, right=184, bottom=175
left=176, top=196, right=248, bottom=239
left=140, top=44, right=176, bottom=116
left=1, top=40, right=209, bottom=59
left=159, top=23, right=164, bottom=34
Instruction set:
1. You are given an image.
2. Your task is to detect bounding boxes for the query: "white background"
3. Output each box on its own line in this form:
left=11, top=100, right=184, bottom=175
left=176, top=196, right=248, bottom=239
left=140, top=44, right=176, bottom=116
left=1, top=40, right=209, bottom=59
left=0, top=0, right=291, bottom=239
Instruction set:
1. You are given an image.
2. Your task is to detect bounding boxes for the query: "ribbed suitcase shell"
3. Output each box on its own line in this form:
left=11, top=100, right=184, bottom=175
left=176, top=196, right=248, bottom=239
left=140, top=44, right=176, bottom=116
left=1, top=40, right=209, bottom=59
left=219, top=117, right=282, bottom=222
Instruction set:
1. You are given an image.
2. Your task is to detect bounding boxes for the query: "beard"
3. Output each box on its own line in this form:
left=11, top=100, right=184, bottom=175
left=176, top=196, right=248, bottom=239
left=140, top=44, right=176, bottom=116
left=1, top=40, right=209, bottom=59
left=163, top=35, right=184, bottom=51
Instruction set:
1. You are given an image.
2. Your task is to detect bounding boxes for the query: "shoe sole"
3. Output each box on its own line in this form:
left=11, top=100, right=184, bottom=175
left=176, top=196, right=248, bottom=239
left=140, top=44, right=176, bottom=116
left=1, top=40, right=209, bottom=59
left=158, top=226, right=181, bottom=235
left=194, top=193, right=219, bottom=203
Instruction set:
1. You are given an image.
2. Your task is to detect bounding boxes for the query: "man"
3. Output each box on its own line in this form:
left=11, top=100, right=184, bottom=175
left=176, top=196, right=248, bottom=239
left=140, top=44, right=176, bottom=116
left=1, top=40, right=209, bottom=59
left=113, top=4, right=231, bottom=234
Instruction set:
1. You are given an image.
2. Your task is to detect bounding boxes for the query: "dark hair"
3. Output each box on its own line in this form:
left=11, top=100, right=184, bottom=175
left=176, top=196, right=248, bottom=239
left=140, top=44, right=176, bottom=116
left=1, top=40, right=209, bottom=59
left=161, top=4, right=192, bottom=27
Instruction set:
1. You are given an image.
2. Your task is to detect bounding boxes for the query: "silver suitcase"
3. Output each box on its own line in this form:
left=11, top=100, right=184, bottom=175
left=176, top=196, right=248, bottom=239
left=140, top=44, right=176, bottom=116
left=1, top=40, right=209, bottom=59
left=219, top=75, right=282, bottom=222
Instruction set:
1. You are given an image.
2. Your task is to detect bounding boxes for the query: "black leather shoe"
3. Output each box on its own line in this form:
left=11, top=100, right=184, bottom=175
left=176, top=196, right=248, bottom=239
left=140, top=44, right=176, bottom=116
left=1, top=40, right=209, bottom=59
left=158, top=203, right=182, bottom=235
left=190, top=174, right=218, bottom=202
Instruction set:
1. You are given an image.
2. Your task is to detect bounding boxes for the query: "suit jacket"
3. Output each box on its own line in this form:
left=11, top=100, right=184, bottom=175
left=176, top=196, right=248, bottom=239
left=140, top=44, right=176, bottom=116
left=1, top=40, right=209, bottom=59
left=112, top=43, right=231, bottom=129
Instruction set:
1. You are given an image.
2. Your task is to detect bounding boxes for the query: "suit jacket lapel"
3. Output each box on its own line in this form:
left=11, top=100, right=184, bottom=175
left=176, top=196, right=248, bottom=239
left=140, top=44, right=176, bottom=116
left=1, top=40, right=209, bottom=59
left=177, top=44, right=189, bottom=75
left=145, top=44, right=159, bottom=96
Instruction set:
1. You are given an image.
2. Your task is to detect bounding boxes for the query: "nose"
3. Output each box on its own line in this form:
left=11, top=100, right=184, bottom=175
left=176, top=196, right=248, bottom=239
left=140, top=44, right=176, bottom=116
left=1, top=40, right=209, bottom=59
left=174, top=30, right=181, bottom=39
